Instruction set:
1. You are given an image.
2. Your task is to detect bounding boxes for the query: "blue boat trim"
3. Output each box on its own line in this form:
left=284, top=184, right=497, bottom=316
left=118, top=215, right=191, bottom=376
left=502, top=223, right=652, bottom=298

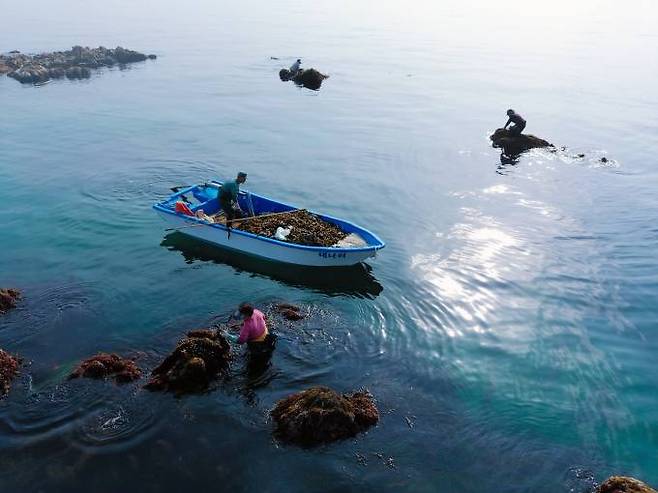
left=154, top=183, right=386, bottom=254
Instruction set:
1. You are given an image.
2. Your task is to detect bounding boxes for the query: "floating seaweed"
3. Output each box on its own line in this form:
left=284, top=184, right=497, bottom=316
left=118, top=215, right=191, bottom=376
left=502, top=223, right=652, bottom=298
left=271, top=386, right=379, bottom=446
left=275, top=303, right=305, bottom=321
left=0, top=349, right=21, bottom=396
left=144, top=329, right=231, bottom=394
left=597, top=476, right=657, bottom=493
left=0, top=288, right=21, bottom=314
left=69, top=353, right=142, bottom=383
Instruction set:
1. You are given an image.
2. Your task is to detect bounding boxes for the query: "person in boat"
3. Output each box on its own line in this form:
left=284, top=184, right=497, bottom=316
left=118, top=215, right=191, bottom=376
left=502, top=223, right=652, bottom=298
left=503, top=109, right=526, bottom=136
left=218, top=172, right=247, bottom=226
left=289, top=58, right=301, bottom=75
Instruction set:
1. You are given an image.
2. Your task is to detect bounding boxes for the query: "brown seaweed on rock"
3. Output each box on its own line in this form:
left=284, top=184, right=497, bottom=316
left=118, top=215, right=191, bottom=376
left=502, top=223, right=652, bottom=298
left=144, top=329, right=231, bottom=394
left=69, top=353, right=142, bottom=383
left=238, top=209, right=347, bottom=247
left=0, top=288, right=21, bottom=314
left=279, top=68, right=328, bottom=90
left=271, top=386, right=379, bottom=446
left=597, top=476, right=657, bottom=493
left=0, top=349, right=22, bottom=396
left=275, top=303, right=305, bottom=321
left=490, top=127, right=552, bottom=156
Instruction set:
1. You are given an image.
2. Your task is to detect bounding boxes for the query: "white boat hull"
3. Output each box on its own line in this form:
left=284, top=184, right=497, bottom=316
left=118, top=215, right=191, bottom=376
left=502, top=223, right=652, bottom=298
left=157, top=210, right=379, bottom=267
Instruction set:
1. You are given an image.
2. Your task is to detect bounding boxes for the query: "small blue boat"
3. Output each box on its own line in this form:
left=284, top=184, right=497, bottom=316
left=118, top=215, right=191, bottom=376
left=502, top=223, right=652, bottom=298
left=154, top=181, right=385, bottom=267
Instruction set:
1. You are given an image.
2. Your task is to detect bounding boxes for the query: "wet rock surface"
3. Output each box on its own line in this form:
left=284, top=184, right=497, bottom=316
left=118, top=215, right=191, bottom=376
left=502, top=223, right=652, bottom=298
left=69, top=353, right=142, bottom=383
left=1, top=46, right=156, bottom=85
left=0, top=349, right=21, bottom=396
left=271, top=386, right=379, bottom=446
left=490, top=127, right=552, bottom=156
left=238, top=209, right=347, bottom=247
left=145, top=329, right=231, bottom=394
left=597, top=476, right=657, bottom=493
left=0, top=288, right=21, bottom=314
left=279, top=68, right=328, bottom=90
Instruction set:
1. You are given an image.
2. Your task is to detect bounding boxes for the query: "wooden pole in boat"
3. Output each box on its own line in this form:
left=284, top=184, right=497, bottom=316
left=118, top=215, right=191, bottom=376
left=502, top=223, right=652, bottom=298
left=164, top=209, right=304, bottom=232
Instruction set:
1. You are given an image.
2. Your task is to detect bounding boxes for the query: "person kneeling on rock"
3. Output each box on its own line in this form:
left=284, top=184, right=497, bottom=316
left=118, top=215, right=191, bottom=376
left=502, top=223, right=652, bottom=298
left=504, top=109, right=526, bottom=136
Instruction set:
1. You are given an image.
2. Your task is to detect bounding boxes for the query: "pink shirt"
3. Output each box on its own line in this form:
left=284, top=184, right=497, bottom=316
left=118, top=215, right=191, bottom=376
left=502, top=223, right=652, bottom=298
left=237, top=309, right=268, bottom=344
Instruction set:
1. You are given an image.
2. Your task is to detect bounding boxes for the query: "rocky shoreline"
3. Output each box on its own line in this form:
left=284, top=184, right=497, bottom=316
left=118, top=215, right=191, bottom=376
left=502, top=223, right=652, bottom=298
left=0, top=45, right=156, bottom=85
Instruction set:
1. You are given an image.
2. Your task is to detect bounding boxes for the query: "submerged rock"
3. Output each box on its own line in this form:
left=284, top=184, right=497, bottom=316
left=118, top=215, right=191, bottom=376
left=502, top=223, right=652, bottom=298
left=0, top=288, right=21, bottom=314
left=1, top=45, right=155, bottom=85
left=275, top=303, right=304, bottom=321
left=69, top=353, right=142, bottom=383
left=597, top=476, right=657, bottom=493
left=145, top=329, right=231, bottom=394
left=271, top=386, right=379, bottom=446
left=279, top=67, right=328, bottom=90
left=0, top=349, right=21, bottom=396
left=490, top=127, right=552, bottom=156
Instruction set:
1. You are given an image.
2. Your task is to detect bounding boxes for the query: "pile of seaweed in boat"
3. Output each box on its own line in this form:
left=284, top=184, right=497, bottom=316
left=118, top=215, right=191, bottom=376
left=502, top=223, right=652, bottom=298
left=238, top=209, right=347, bottom=247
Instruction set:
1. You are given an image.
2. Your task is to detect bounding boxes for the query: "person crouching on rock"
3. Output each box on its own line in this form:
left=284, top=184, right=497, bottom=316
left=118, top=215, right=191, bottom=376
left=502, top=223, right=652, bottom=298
left=235, top=303, right=274, bottom=348
left=219, top=172, right=247, bottom=227
left=504, top=109, right=526, bottom=136
left=289, top=58, right=301, bottom=75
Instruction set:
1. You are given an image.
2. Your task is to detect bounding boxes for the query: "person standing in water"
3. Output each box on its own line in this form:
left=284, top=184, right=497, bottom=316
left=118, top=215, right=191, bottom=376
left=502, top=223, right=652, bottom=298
left=236, top=303, right=270, bottom=346
left=218, top=172, right=247, bottom=227
left=289, top=58, right=301, bottom=75
left=503, top=109, right=526, bottom=136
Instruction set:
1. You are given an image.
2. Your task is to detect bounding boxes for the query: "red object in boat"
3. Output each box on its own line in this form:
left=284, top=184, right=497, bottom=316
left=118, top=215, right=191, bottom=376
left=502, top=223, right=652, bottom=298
left=174, top=201, right=194, bottom=216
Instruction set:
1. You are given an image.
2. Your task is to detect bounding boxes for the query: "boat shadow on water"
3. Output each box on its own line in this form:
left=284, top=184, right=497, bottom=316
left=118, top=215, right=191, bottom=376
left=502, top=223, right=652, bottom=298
left=160, top=232, right=384, bottom=298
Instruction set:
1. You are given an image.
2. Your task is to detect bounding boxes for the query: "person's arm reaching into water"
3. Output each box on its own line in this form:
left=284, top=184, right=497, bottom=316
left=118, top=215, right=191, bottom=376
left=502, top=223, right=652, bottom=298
left=504, top=117, right=512, bottom=129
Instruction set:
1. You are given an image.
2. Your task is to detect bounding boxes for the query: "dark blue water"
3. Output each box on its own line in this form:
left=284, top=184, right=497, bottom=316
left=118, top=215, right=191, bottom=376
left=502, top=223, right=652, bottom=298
left=1, top=1, right=658, bottom=491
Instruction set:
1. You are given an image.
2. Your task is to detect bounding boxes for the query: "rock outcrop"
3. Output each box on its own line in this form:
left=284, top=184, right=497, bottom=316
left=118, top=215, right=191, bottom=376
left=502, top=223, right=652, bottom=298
left=490, top=127, right=552, bottom=156
left=69, top=353, right=142, bottom=383
left=1, top=46, right=156, bottom=85
left=0, top=288, right=21, bottom=314
left=271, top=386, right=379, bottom=446
left=597, top=476, right=657, bottom=493
left=145, top=329, right=231, bottom=394
left=279, top=68, right=328, bottom=90
left=0, top=349, right=21, bottom=397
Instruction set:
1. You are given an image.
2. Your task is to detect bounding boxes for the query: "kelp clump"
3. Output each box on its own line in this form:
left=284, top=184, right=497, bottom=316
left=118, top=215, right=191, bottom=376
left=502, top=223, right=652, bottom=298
left=597, top=476, right=657, bottom=493
left=275, top=303, right=305, bottom=321
left=0, top=288, right=21, bottom=314
left=271, top=386, right=379, bottom=446
left=490, top=127, right=552, bottom=156
left=69, top=353, right=142, bottom=383
left=145, top=329, right=231, bottom=394
left=0, top=349, right=21, bottom=396
left=239, top=210, right=347, bottom=247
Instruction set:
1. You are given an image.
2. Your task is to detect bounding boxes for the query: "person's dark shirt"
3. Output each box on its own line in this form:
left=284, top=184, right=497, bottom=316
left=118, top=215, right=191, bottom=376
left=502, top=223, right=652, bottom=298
left=506, top=112, right=526, bottom=127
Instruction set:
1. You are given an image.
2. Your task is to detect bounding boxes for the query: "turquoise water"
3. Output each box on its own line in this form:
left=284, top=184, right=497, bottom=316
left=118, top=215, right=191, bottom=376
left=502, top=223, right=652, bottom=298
left=1, top=1, right=658, bottom=491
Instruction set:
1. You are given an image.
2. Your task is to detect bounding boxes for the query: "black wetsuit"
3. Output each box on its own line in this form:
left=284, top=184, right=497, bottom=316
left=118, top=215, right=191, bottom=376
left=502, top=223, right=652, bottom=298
left=505, top=113, right=526, bottom=135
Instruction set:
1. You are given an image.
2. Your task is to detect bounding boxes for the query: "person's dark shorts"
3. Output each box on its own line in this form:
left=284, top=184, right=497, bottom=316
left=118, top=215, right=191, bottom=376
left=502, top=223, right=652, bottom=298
left=247, top=333, right=276, bottom=355
left=220, top=194, right=242, bottom=223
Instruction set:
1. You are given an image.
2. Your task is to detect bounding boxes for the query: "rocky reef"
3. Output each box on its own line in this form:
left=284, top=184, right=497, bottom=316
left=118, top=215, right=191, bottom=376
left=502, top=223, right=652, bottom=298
left=271, top=386, right=379, bottom=446
left=597, top=476, right=657, bottom=493
left=1, top=46, right=156, bottom=85
left=69, top=353, right=142, bottom=383
left=0, top=288, right=21, bottom=314
left=279, top=68, right=328, bottom=90
left=275, top=303, right=305, bottom=321
left=490, top=127, right=552, bottom=156
left=145, top=329, right=231, bottom=394
left=0, top=349, right=21, bottom=397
